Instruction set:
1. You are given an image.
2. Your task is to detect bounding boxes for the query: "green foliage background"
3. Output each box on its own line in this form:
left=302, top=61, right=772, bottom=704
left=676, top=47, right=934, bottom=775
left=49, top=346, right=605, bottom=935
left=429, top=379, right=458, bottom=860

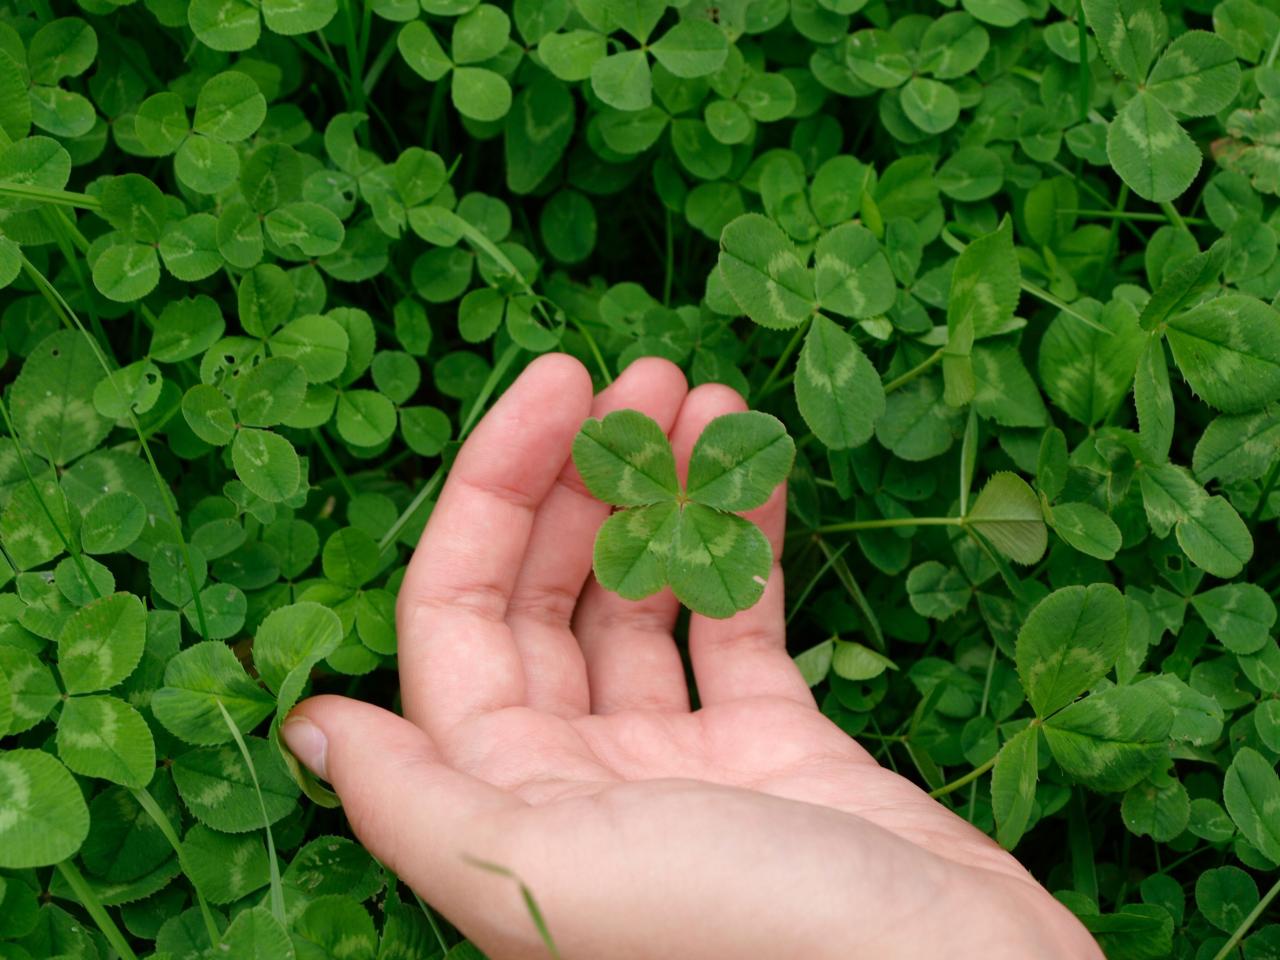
left=1, top=0, right=1280, bottom=956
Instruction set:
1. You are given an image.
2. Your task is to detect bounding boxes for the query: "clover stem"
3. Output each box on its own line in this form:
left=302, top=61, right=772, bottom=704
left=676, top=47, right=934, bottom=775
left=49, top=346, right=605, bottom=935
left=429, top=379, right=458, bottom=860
left=452, top=220, right=557, bottom=330
left=425, top=80, right=449, bottom=151
left=868, top=713, right=902, bottom=773
left=882, top=347, right=943, bottom=394
left=753, top=316, right=811, bottom=404
left=812, top=515, right=963, bottom=534
left=1159, top=843, right=1215, bottom=874
left=462, top=857, right=564, bottom=959
left=1159, top=200, right=1193, bottom=236
left=318, top=32, right=343, bottom=83
left=1102, top=183, right=1129, bottom=274
left=358, top=0, right=374, bottom=72
left=1067, top=789, right=1100, bottom=903
left=966, top=644, right=1000, bottom=823
left=312, top=428, right=358, bottom=500
left=1066, top=208, right=1210, bottom=226
left=461, top=342, right=524, bottom=436
left=928, top=753, right=997, bottom=799
left=1048, top=161, right=1148, bottom=245
left=380, top=465, right=444, bottom=553
left=0, top=540, right=17, bottom=576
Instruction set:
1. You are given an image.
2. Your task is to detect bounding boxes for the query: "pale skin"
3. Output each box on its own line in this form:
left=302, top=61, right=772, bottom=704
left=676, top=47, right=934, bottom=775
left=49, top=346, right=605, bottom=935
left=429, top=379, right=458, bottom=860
left=284, top=353, right=1104, bottom=960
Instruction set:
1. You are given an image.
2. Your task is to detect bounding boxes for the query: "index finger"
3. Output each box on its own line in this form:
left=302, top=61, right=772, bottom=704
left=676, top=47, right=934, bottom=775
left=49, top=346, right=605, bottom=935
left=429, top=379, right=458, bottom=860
left=397, top=353, right=595, bottom=737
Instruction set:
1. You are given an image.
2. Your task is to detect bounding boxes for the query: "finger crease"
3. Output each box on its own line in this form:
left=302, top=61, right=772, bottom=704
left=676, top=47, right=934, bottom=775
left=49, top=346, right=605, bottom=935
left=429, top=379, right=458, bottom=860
left=454, top=471, right=545, bottom=513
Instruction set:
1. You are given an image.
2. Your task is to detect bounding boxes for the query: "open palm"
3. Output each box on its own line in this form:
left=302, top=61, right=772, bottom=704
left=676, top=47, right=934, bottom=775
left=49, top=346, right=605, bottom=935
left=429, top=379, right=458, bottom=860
left=290, top=354, right=1099, bottom=960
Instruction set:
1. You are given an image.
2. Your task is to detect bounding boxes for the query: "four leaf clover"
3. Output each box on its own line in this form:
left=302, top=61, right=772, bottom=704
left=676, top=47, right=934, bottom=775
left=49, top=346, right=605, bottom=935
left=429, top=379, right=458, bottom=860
left=573, top=409, right=794, bottom=618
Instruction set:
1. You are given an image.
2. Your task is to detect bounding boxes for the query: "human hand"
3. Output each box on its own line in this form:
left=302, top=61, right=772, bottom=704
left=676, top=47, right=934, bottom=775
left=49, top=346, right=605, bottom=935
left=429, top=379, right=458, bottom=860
left=284, top=354, right=1102, bottom=960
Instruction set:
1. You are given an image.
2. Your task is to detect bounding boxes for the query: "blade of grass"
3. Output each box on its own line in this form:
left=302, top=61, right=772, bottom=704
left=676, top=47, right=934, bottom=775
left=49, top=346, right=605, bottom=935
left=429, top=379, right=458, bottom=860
left=818, top=538, right=885, bottom=651
left=215, top=699, right=286, bottom=925
left=411, top=889, right=453, bottom=955
left=966, top=643, right=999, bottom=822
left=131, top=786, right=222, bottom=945
left=938, top=228, right=1111, bottom=334
left=363, top=26, right=401, bottom=96
left=54, top=860, right=140, bottom=960
left=379, top=341, right=523, bottom=551
left=786, top=540, right=847, bottom=625
left=1068, top=789, right=1099, bottom=906
left=462, top=856, right=563, bottom=960
left=19, top=254, right=212, bottom=641
left=964, top=526, right=1034, bottom=607
left=1076, top=2, right=1089, bottom=122
left=1211, top=874, right=1280, bottom=960
left=40, top=206, right=112, bottom=362
left=0, top=181, right=102, bottom=209
left=959, top=408, right=978, bottom=516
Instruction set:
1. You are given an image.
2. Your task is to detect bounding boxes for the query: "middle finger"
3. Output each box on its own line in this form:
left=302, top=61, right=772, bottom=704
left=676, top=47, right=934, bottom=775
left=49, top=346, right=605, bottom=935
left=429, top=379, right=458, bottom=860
left=506, top=357, right=688, bottom=716
left=575, top=382, right=750, bottom=715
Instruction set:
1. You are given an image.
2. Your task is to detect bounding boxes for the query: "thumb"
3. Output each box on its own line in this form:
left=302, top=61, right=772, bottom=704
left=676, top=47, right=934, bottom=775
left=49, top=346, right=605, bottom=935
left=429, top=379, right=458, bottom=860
left=283, top=695, right=523, bottom=914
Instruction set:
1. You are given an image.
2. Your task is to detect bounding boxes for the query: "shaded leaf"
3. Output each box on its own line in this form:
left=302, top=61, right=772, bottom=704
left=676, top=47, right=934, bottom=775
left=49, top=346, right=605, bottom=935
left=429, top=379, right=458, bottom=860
left=668, top=504, right=772, bottom=619
left=718, top=214, right=815, bottom=330
left=573, top=409, right=679, bottom=506
left=1043, top=684, right=1173, bottom=792
left=685, top=411, right=795, bottom=512
left=992, top=726, right=1038, bottom=849
left=966, top=472, right=1047, bottom=565
left=1016, top=583, right=1127, bottom=717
